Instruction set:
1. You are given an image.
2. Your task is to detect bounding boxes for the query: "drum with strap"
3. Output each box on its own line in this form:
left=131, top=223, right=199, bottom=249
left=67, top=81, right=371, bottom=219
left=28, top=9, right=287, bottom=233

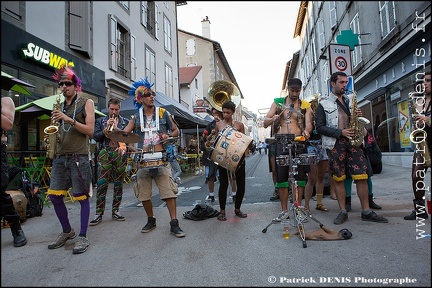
left=209, top=126, right=252, bottom=173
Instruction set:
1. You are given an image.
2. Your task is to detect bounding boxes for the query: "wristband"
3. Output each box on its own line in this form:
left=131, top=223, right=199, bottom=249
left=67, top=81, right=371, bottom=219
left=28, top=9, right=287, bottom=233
left=72, top=119, right=76, bottom=126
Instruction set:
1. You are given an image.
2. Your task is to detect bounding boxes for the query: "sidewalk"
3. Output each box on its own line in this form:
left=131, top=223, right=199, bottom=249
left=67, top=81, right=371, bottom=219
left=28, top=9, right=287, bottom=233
left=1, top=161, right=431, bottom=287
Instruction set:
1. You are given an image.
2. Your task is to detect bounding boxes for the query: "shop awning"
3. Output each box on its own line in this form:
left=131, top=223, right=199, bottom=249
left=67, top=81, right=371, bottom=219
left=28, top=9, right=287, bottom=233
left=1, top=71, right=36, bottom=96
left=15, top=94, right=106, bottom=121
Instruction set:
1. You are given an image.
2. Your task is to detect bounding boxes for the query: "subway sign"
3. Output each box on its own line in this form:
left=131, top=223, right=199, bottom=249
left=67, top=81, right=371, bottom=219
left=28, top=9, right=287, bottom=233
left=19, top=42, right=75, bottom=69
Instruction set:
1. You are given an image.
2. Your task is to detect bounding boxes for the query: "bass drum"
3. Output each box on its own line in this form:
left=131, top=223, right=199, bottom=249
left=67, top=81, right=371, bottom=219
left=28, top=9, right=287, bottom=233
left=209, top=126, right=252, bottom=173
left=6, top=190, right=27, bottom=222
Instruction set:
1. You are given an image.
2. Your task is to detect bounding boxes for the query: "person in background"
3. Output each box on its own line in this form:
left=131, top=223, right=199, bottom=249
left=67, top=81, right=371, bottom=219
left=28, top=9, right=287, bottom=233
left=404, top=71, right=430, bottom=220
left=304, top=94, right=330, bottom=213
left=1, top=95, right=27, bottom=247
left=123, top=77, right=185, bottom=237
left=90, top=98, right=129, bottom=226
left=167, top=141, right=182, bottom=185
left=46, top=65, right=95, bottom=254
left=202, top=107, right=222, bottom=202
left=315, top=71, right=388, bottom=225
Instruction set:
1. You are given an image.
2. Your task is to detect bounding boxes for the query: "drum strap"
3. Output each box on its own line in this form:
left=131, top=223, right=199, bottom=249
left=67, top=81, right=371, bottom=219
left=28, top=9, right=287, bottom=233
left=139, top=107, right=160, bottom=139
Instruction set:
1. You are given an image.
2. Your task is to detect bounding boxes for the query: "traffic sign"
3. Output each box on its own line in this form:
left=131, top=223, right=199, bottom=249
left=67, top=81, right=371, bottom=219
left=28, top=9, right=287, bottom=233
left=328, top=44, right=352, bottom=75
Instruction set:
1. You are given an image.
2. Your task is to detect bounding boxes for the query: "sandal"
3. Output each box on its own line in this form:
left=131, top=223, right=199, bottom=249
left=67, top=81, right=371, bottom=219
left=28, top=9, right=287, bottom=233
left=217, top=213, right=227, bottom=221
left=234, top=210, right=247, bottom=218
left=316, top=204, right=329, bottom=212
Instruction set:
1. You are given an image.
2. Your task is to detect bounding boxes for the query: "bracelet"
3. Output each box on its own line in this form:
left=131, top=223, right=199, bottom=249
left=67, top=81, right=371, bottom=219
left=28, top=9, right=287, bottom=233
left=72, top=119, right=76, bottom=126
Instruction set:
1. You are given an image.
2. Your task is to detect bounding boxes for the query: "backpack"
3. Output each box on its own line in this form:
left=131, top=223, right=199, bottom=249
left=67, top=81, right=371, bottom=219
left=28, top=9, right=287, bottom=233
left=182, top=204, right=220, bottom=221
left=7, top=166, right=43, bottom=218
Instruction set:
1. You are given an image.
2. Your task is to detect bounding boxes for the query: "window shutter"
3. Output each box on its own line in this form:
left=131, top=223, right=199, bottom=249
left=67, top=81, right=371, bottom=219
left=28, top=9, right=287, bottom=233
left=69, top=2, right=91, bottom=57
left=109, top=14, right=117, bottom=71
left=130, top=34, right=136, bottom=81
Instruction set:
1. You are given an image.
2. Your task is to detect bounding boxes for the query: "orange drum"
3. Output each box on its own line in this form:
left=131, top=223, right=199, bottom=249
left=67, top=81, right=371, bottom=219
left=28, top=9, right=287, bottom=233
left=209, top=126, right=252, bottom=173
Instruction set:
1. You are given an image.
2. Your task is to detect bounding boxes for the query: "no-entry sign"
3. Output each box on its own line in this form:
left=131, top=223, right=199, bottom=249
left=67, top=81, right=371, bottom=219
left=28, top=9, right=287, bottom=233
left=328, top=44, right=352, bottom=75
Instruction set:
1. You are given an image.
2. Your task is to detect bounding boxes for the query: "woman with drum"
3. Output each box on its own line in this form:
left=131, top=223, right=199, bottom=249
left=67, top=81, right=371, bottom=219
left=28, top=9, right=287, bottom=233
left=213, top=100, right=248, bottom=221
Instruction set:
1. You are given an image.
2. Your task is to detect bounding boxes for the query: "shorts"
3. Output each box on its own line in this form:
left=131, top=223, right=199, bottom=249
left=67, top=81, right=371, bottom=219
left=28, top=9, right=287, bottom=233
left=48, top=154, right=92, bottom=199
left=134, top=165, right=178, bottom=201
left=307, top=140, right=328, bottom=162
left=206, top=162, right=218, bottom=181
left=327, top=137, right=368, bottom=182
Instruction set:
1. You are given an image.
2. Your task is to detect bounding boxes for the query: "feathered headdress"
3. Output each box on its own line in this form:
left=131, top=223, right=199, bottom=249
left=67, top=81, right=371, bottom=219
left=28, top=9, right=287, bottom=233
left=52, top=64, right=82, bottom=93
left=128, top=77, right=156, bottom=110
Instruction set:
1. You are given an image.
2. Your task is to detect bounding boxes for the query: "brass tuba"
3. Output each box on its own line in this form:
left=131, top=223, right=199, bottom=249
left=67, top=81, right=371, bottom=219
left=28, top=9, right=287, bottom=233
left=44, top=93, right=62, bottom=159
left=347, top=90, right=370, bottom=147
left=408, top=92, right=431, bottom=167
left=207, top=80, right=241, bottom=112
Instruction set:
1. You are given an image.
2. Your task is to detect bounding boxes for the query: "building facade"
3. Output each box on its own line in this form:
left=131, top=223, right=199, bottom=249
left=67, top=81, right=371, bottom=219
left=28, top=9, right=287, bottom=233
left=289, top=1, right=430, bottom=167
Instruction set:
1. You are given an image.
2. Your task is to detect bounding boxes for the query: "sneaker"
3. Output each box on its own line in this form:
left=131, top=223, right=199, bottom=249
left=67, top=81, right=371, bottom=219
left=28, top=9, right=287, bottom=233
left=170, top=219, right=186, bottom=238
left=206, top=195, right=215, bottom=203
left=73, top=236, right=89, bottom=254
left=334, top=211, right=348, bottom=225
left=361, top=211, right=388, bottom=223
left=176, top=177, right=182, bottom=184
left=274, top=211, right=289, bottom=222
left=48, top=229, right=77, bottom=249
left=112, top=211, right=125, bottom=221
left=89, top=214, right=102, bottom=226
left=270, top=189, right=280, bottom=201
left=141, top=217, right=156, bottom=233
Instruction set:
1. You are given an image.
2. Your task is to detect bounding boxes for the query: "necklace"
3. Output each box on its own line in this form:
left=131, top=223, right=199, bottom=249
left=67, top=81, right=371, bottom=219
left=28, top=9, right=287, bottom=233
left=62, top=97, right=78, bottom=132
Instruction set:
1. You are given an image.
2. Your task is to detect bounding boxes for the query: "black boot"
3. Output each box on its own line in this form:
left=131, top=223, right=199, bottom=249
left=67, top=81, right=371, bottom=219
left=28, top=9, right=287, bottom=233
left=345, top=196, right=351, bottom=212
left=404, top=199, right=428, bottom=220
left=369, top=194, right=382, bottom=209
left=9, top=222, right=27, bottom=247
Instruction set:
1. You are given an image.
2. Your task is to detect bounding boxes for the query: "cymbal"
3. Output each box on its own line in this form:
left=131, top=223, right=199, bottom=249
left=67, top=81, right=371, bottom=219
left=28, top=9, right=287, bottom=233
left=159, top=136, right=180, bottom=146
left=107, top=131, right=142, bottom=143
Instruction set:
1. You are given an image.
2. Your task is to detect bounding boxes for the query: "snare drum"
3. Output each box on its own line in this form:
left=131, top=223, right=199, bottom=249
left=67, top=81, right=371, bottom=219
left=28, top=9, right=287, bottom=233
left=295, top=154, right=318, bottom=165
left=209, top=126, right=252, bottom=173
left=134, top=151, right=168, bottom=169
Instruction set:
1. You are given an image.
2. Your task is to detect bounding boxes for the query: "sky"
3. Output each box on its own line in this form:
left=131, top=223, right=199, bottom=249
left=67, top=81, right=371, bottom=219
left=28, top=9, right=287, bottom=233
left=177, top=1, right=301, bottom=116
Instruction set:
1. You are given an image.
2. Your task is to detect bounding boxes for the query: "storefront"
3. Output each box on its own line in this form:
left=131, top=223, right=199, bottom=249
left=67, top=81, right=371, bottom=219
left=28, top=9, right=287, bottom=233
left=1, top=20, right=105, bottom=158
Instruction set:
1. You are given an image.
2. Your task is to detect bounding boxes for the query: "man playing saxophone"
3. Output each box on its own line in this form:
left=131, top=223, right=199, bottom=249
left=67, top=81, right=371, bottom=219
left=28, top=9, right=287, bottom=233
left=315, top=72, right=388, bottom=225
left=47, top=65, right=95, bottom=254
left=90, top=98, right=129, bottom=225
left=404, top=71, right=431, bottom=220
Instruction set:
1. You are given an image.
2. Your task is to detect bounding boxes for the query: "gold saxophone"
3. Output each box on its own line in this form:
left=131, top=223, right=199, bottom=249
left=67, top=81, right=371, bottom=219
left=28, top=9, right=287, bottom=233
left=347, top=90, right=370, bottom=147
left=408, top=92, right=431, bottom=167
left=44, top=93, right=62, bottom=159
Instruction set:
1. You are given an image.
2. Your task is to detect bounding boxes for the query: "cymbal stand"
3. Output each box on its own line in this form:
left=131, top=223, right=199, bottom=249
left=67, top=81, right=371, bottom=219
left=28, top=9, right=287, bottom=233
left=261, top=136, right=314, bottom=248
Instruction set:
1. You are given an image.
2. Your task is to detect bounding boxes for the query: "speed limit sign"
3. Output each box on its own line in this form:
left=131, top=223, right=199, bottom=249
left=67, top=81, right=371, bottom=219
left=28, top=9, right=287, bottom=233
left=329, top=44, right=352, bottom=75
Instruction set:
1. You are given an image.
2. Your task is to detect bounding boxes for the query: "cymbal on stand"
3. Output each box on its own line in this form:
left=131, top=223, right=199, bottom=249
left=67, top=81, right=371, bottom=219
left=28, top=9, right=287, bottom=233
left=107, top=131, right=142, bottom=143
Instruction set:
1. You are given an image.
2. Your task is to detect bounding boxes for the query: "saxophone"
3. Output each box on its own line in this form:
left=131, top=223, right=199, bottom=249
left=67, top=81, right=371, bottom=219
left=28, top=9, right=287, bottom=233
left=347, top=90, right=370, bottom=147
left=408, top=92, right=431, bottom=167
left=44, top=93, right=61, bottom=159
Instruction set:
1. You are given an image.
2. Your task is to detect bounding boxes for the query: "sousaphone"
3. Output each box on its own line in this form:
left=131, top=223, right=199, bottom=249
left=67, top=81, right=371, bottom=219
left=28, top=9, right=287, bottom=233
left=207, top=80, right=241, bottom=111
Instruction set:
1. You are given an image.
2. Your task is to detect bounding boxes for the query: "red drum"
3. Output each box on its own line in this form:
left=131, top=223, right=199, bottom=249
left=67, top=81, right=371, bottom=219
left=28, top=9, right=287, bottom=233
left=209, top=126, right=252, bottom=173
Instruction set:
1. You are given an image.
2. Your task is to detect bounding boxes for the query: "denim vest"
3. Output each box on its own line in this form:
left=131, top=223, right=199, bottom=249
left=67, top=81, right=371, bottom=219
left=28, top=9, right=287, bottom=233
left=320, top=93, right=350, bottom=150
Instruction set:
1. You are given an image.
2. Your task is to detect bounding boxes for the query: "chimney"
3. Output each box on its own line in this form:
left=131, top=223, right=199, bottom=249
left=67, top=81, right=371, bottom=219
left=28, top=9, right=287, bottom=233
left=201, top=16, right=211, bottom=39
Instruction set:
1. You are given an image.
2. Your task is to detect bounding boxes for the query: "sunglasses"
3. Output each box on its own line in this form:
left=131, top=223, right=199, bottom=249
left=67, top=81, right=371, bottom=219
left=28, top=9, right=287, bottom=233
left=58, top=81, right=75, bottom=87
left=143, top=92, right=156, bottom=98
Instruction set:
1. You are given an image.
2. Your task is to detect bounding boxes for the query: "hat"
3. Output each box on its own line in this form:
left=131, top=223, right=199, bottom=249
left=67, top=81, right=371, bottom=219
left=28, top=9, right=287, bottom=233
left=287, top=78, right=302, bottom=88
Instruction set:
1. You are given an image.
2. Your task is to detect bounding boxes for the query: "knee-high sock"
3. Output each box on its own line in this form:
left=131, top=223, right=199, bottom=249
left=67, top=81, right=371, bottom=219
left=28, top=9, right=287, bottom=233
left=49, top=194, right=71, bottom=233
left=79, top=198, right=90, bottom=237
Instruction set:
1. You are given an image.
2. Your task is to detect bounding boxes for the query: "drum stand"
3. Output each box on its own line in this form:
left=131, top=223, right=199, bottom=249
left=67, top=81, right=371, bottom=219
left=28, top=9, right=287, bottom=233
left=261, top=135, right=323, bottom=248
